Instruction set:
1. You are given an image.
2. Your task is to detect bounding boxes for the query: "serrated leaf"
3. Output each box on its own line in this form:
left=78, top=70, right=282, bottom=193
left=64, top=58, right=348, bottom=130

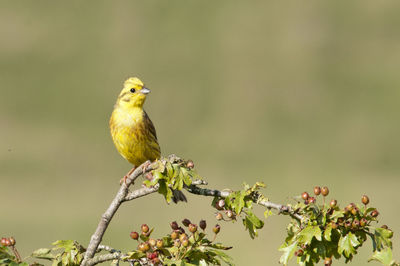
left=330, top=210, right=344, bottom=221
left=181, top=168, right=192, bottom=186
left=52, top=240, right=74, bottom=251
left=368, top=248, right=396, bottom=266
left=211, top=249, right=234, bottom=266
left=298, top=226, right=322, bottom=245
left=279, top=241, right=297, bottom=265
left=374, top=228, right=393, bottom=250
left=158, top=179, right=173, bottom=203
left=233, top=191, right=245, bottom=214
left=338, top=232, right=360, bottom=258
left=31, top=248, right=54, bottom=260
left=243, top=210, right=264, bottom=239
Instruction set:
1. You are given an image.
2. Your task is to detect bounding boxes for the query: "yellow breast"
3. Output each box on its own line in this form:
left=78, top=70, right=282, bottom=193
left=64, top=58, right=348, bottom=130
left=109, top=106, right=160, bottom=166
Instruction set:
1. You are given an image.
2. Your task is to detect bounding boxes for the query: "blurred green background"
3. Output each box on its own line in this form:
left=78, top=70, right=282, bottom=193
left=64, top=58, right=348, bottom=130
left=1, top=1, right=399, bottom=265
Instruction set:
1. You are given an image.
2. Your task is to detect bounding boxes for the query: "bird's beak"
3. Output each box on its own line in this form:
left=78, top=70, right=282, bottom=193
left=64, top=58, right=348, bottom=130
left=140, top=87, right=150, bottom=95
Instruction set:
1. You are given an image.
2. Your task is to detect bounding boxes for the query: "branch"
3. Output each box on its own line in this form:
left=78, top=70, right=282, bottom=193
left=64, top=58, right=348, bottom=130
left=82, top=156, right=303, bottom=265
left=81, top=161, right=155, bottom=266
left=186, top=185, right=303, bottom=221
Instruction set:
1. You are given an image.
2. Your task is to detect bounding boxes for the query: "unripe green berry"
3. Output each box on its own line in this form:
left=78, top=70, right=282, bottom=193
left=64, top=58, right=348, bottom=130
left=171, top=230, right=179, bottom=240
left=156, top=239, right=163, bottom=249
left=181, top=238, right=189, bottom=247
left=213, top=224, right=221, bottom=234
left=148, top=238, right=156, bottom=247
left=179, top=233, right=188, bottom=242
left=360, top=218, right=367, bottom=227
left=226, top=210, right=235, bottom=219
left=188, top=224, right=198, bottom=233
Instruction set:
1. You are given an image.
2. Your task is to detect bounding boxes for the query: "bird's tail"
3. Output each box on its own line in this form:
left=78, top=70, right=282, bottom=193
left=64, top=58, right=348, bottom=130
left=172, top=189, right=187, bottom=203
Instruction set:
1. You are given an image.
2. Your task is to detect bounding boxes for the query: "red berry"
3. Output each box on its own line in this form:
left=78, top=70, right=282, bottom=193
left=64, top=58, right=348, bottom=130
left=331, top=222, right=338, bottom=229
left=174, top=239, right=181, bottom=247
left=186, top=160, right=194, bottom=169
left=314, top=186, right=321, bottom=196
left=130, top=231, right=139, bottom=240
left=360, top=218, right=367, bottom=227
left=182, top=219, right=191, bottom=227
left=330, top=199, right=337, bottom=208
left=226, top=210, right=234, bottom=219
left=371, top=210, right=379, bottom=217
left=381, top=225, right=389, bottom=229
left=308, top=197, right=316, bottom=204
left=141, top=224, right=149, bottom=233
left=170, top=221, right=179, bottom=230
left=199, top=220, right=207, bottom=230
left=216, top=199, right=225, bottom=210
left=301, top=192, right=309, bottom=201
left=0, top=238, right=7, bottom=246
left=8, top=237, right=15, bottom=246
left=352, top=219, right=360, bottom=229
left=362, top=195, right=370, bottom=205
left=216, top=212, right=223, bottom=220
left=321, top=187, right=329, bottom=196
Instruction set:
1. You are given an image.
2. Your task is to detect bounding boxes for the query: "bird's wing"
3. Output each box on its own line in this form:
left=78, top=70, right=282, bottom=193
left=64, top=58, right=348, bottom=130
left=143, top=110, right=161, bottom=159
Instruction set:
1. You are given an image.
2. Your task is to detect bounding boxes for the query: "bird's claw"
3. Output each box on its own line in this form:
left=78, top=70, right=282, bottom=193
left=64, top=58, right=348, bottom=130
left=120, top=167, right=136, bottom=186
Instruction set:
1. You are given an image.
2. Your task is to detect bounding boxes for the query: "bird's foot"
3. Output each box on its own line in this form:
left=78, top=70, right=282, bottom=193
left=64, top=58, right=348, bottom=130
left=120, top=167, right=136, bottom=186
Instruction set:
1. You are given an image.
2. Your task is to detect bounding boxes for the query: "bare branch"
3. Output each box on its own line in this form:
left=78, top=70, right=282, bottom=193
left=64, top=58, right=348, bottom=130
left=81, top=160, right=155, bottom=266
left=186, top=185, right=303, bottom=221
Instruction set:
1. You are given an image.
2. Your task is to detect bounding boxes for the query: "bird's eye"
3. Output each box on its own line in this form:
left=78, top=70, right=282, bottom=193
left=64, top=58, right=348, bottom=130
left=130, top=88, right=136, bottom=93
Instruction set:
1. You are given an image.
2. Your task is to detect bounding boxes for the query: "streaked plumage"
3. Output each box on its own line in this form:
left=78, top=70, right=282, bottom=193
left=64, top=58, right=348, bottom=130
left=109, top=77, right=186, bottom=203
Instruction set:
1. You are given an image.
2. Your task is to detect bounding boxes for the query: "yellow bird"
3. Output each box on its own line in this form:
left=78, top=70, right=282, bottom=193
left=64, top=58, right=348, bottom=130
left=109, top=77, right=186, bottom=203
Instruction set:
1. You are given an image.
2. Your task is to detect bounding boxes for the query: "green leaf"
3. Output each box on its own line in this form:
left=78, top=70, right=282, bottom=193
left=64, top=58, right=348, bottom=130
left=52, top=240, right=74, bottom=251
left=211, top=249, right=234, bottom=266
left=374, top=228, right=393, bottom=250
left=31, top=248, right=55, bottom=260
left=264, top=209, right=273, bottom=219
left=324, top=223, right=333, bottom=241
left=330, top=210, right=344, bottom=221
left=298, top=226, right=322, bottom=245
left=158, top=179, right=173, bottom=203
left=243, top=210, right=264, bottom=239
left=279, top=241, right=297, bottom=265
left=368, top=248, right=396, bottom=266
left=338, top=232, right=360, bottom=258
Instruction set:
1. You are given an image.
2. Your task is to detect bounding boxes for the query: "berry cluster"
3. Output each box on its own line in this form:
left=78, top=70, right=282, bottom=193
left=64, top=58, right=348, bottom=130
left=214, top=199, right=236, bottom=221
left=0, top=237, right=16, bottom=247
left=279, top=186, right=394, bottom=266
left=128, top=219, right=227, bottom=265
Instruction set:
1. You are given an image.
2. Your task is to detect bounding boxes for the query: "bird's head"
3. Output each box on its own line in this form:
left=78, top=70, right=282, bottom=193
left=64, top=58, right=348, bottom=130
left=116, top=77, right=150, bottom=108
